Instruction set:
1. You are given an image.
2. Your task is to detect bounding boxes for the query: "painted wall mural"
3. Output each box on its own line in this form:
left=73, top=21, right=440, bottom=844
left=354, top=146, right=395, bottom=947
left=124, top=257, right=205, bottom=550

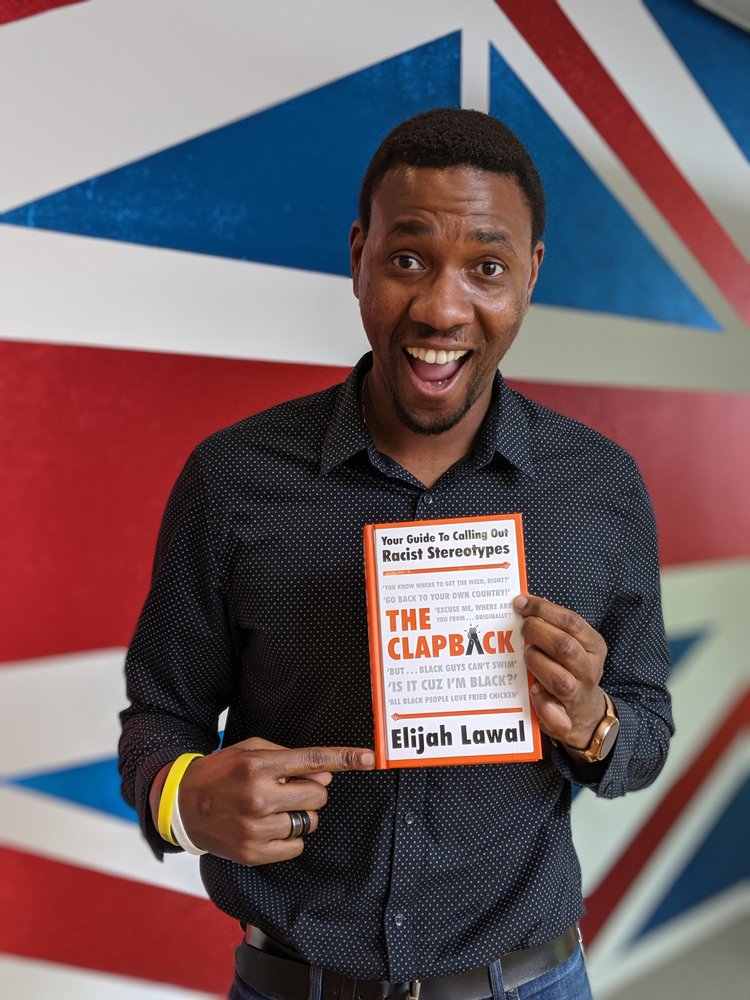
left=0, top=1, right=748, bottom=997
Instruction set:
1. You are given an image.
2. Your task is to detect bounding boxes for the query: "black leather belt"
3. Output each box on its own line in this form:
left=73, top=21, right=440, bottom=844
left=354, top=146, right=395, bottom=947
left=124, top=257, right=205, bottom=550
left=236, top=924, right=580, bottom=1000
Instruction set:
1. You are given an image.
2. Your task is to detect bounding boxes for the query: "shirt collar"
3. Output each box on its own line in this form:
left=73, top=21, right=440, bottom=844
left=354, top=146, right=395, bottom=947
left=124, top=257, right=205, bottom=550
left=319, top=354, right=372, bottom=474
left=478, top=374, right=537, bottom=478
left=320, top=353, right=536, bottom=478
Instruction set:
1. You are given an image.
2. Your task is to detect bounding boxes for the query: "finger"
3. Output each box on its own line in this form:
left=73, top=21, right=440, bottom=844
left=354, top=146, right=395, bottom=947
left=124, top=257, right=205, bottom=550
left=521, top=616, right=585, bottom=673
left=240, top=812, right=321, bottom=865
left=249, top=836, right=307, bottom=866
left=529, top=683, right=572, bottom=740
left=524, top=646, right=582, bottom=703
left=308, top=773, right=333, bottom=786
left=269, top=808, right=321, bottom=841
left=235, top=739, right=337, bottom=786
left=514, top=595, right=605, bottom=657
left=257, top=746, right=376, bottom=780
left=274, top=777, right=330, bottom=813
left=216, top=809, right=320, bottom=861
left=286, top=772, right=333, bottom=788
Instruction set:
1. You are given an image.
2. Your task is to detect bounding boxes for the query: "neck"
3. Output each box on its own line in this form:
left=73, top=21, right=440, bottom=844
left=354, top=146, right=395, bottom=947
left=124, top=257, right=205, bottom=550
left=362, top=374, right=490, bottom=489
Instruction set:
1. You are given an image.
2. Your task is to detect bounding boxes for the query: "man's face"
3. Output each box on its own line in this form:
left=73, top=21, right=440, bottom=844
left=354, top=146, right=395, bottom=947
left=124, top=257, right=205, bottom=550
left=350, top=165, right=543, bottom=436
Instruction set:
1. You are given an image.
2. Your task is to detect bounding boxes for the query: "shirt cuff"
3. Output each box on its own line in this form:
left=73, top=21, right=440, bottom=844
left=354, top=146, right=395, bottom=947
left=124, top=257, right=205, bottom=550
left=134, top=747, right=191, bottom=859
left=546, top=695, right=636, bottom=797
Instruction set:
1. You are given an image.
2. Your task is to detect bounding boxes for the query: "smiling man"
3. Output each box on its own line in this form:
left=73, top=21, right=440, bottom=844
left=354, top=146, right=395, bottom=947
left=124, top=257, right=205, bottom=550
left=120, top=109, right=673, bottom=1000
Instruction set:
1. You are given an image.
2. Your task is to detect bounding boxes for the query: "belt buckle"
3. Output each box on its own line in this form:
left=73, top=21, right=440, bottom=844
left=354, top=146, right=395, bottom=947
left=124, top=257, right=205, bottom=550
left=408, top=981, right=421, bottom=1000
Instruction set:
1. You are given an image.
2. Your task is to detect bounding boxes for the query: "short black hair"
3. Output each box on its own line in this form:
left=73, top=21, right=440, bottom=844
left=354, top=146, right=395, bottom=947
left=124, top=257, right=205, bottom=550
left=358, top=107, right=546, bottom=246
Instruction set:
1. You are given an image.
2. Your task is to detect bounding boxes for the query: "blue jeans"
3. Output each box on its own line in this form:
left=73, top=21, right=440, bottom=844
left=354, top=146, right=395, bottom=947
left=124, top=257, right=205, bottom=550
left=228, top=945, right=593, bottom=1000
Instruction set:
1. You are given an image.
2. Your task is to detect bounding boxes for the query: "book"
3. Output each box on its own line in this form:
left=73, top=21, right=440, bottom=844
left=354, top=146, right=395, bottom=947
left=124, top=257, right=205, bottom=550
left=363, top=514, right=541, bottom=768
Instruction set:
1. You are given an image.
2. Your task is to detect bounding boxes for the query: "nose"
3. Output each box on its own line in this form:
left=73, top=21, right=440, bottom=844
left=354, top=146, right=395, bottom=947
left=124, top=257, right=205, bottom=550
left=408, top=267, right=474, bottom=332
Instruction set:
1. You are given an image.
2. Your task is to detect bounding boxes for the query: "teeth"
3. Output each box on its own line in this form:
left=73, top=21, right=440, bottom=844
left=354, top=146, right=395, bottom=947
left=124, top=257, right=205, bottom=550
left=406, top=347, right=468, bottom=364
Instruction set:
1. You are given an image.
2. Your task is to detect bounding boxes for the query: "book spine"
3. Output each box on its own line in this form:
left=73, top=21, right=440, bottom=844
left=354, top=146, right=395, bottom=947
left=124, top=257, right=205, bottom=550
left=363, top=525, right=388, bottom=769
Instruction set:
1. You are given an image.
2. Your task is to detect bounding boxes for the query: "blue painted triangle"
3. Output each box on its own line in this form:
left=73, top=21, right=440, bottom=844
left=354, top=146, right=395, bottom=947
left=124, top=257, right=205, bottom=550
left=644, top=0, right=750, bottom=161
left=6, top=756, right=137, bottom=823
left=489, top=46, right=720, bottom=330
left=633, top=772, right=750, bottom=938
left=0, top=35, right=460, bottom=276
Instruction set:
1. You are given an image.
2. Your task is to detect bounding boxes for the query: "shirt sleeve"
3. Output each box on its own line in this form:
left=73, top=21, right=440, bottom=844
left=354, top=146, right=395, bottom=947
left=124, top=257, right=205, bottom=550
left=118, top=446, right=239, bottom=857
left=548, top=461, right=674, bottom=796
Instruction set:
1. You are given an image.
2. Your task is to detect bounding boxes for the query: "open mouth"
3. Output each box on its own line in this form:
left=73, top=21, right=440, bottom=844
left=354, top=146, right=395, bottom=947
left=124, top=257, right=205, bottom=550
left=405, top=346, right=469, bottom=388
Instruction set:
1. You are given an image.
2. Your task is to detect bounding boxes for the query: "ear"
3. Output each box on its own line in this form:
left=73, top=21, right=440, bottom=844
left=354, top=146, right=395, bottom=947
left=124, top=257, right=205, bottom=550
left=526, top=241, right=545, bottom=306
left=349, top=221, right=365, bottom=298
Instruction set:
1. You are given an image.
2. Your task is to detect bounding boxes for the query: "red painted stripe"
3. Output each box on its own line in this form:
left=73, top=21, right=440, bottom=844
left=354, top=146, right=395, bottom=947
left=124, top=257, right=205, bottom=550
left=581, top=686, right=750, bottom=943
left=495, top=0, right=750, bottom=325
left=0, top=342, right=347, bottom=663
left=509, top=378, right=750, bottom=570
left=0, top=342, right=747, bottom=663
left=0, top=847, right=239, bottom=992
left=0, top=0, right=84, bottom=25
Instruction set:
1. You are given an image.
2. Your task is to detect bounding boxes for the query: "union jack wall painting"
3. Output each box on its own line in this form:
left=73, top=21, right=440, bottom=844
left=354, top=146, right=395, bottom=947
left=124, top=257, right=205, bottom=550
left=1, top=1, right=748, bottom=997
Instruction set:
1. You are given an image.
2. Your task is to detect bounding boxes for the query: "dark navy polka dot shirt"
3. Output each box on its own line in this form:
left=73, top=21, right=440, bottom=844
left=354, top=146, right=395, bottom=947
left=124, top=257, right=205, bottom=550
left=119, top=353, right=673, bottom=980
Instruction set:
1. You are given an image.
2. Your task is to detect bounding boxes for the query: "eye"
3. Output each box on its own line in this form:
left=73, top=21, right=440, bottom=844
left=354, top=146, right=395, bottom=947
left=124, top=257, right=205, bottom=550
left=392, top=254, right=423, bottom=271
left=477, top=261, right=505, bottom=277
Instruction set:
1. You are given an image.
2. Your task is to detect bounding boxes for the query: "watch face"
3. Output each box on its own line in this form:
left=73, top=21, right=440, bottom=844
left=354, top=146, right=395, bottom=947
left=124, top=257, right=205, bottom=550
left=599, top=719, right=620, bottom=759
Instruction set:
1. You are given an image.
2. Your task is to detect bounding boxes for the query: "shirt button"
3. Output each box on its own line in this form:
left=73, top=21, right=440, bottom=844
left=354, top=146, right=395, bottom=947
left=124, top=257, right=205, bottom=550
left=404, top=812, right=415, bottom=825
left=423, top=493, right=434, bottom=505
left=394, top=913, right=405, bottom=927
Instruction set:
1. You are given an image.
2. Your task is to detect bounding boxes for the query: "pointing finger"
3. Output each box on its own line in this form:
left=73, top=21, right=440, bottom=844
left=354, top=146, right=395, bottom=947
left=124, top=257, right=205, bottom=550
left=246, top=745, right=376, bottom=781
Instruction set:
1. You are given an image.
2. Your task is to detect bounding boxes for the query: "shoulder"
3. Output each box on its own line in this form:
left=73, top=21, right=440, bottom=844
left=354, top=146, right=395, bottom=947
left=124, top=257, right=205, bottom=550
left=509, top=385, right=641, bottom=484
left=191, top=381, right=342, bottom=473
left=511, top=385, right=635, bottom=462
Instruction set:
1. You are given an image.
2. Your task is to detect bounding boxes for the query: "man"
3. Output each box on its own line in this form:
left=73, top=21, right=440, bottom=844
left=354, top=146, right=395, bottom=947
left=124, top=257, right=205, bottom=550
left=119, top=108, right=673, bottom=1000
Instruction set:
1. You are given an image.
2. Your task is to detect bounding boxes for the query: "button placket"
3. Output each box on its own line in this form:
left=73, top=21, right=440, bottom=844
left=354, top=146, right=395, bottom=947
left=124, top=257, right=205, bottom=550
left=382, top=770, right=426, bottom=978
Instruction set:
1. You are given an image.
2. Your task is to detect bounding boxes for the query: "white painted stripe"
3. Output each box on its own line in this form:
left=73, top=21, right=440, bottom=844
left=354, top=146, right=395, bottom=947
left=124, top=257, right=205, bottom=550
left=0, top=226, right=367, bottom=371
left=461, top=25, right=490, bottom=113
left=1, top=224, right=748, bottom=393
left=507, top=302, right=748, bottom=393
left=0, top=649, right=128, bottom=776
left=0, top=953, right=219, bottom=1000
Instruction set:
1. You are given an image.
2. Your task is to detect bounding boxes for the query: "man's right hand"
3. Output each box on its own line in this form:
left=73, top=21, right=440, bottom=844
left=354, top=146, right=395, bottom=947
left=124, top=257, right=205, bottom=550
left=150, top=738, right=375, bottom=866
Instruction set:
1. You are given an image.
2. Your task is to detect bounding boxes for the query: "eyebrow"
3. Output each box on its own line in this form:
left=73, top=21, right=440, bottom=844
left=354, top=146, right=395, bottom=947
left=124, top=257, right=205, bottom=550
left=387, top=221, right=432, bottom=238
left=386, top=221, right=515, bottom=250
left=470, top=229, right=514, bottom=250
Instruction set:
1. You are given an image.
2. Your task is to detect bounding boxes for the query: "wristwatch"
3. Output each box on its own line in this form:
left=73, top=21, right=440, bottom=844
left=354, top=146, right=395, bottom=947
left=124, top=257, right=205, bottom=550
left=566, top=690, right=619, bottom=763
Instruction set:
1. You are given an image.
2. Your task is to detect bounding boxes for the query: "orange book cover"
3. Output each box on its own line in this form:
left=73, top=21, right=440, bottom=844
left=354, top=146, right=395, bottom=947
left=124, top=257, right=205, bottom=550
left=364, top=514, right=542, bottom=769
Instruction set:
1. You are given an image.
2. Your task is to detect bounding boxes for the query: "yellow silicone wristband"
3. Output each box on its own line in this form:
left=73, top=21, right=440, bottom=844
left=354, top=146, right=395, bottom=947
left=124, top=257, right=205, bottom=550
left=157, top=753, right=204, bottom=847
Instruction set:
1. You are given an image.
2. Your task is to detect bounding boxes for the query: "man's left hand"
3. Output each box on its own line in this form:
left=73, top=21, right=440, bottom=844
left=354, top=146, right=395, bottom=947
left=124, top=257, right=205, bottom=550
left=514, top=594, right=608, bottom=751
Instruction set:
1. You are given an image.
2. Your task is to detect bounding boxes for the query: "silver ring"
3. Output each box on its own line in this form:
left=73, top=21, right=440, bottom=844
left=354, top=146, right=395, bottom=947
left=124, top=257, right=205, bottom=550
left=299, top=810, right=312, bottom=837
left=287, top=810, right=312, bottom=840
left=287, top=811, right=303, bottom=839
